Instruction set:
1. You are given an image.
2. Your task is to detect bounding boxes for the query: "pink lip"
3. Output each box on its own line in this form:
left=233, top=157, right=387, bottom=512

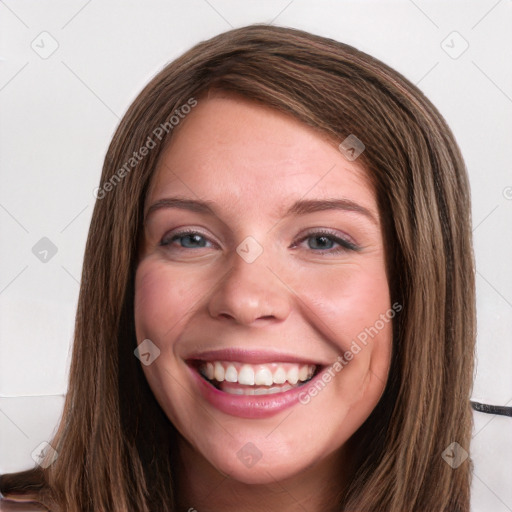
left=186, top=361, right=326, bottom=419
left=185, top=348, right=324, bottom=366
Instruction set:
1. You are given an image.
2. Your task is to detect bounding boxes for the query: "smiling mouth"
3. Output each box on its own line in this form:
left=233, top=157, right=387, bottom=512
left=189, top=360, right=321, bottom=396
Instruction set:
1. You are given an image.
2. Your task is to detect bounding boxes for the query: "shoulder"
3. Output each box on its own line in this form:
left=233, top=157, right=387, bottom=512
left=0, top=497, right=49, bottom=511
left=0, top=468, right=51, bottom=511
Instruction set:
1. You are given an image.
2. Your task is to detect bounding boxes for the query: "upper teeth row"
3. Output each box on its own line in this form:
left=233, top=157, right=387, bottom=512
left=199, top=361, right=316, bottom=386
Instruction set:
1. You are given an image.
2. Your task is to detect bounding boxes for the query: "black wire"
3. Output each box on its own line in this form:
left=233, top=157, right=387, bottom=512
left=471, top=401, right=512, bottom=417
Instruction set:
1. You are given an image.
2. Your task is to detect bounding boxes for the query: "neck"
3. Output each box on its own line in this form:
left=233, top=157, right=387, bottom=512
left=174, top=436, right=351, bottom=512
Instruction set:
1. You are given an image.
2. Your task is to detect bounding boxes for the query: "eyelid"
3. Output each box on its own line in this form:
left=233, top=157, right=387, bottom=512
left=299, top=227, right=356, bottom=243
left=160, top=227, right=217, bottom=247
left=298, top=229, right=360, bottom=253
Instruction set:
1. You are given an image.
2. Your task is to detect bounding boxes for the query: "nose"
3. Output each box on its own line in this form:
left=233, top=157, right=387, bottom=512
left=207, top=250, right=292, bottom=326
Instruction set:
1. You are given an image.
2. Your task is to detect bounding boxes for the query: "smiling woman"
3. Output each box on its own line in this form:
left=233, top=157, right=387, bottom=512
left=0, top=24, right=475, bottom=512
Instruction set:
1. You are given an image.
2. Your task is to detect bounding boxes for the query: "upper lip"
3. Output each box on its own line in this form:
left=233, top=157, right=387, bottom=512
left=185, top=348, right=327, bottom=366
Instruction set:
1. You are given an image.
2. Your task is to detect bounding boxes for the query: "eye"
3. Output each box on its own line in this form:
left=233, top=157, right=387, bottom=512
left=159, top=228, right=359, bottom=254
left=293, top=229, right=359, bottom=254
left=159, top=230, right=215, bottom=250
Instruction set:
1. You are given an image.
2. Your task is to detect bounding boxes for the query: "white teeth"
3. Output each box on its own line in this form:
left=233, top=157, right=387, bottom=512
left=221, top=382, right=294, bottom=396
left=273, top=367, right=287, bottom=384
left=198, top=361, right=317, bottom=388
left=238, top=365, right=255, bottom=385
left=214, top=362, right=225, bottom=382
left=298, top=365, right=310, bottom=382
left=254, top=367, right=273, bottom=386
left=271, top=384, right=292, bottom=394
left=205, top=362, right=214, bottom=380
left=287, top=366, right=299, bottom=385
left=224, top=364, right=237, bottom=383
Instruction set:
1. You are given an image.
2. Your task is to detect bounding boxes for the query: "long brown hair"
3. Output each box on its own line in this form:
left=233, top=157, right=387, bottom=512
left=0, top=24, right=475, bottom=511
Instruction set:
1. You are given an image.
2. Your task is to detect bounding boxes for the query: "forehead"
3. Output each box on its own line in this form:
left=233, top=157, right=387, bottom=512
left=146, top=95, right=376, bottom=218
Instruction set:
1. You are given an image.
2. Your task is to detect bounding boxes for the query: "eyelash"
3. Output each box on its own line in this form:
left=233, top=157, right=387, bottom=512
left=159, top=229, right=359, bottom=254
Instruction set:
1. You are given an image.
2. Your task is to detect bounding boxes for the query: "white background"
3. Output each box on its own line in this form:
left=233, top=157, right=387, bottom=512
left=0, top=1, right=511, bottom=510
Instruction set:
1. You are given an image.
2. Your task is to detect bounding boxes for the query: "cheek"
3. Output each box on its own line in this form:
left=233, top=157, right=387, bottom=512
left=292, top=262, right=392, bottom=401
left=134, top=259, right=207, bottom=343
left=133, top=260, right=210, bottom=426
left=292, top=261, right=391, bottom=346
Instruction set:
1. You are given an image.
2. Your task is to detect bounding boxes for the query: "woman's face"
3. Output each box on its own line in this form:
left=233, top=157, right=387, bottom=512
left=135, top=94, right=392, bottom=484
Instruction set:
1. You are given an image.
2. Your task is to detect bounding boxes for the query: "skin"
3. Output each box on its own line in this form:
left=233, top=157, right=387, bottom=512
left=134, top=92, right=392, bottom=511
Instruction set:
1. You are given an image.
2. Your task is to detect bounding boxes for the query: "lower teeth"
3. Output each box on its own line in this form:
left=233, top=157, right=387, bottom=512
left=220, top=382, right=295, bottom=395
left=206, top=377, right=310, bottom=395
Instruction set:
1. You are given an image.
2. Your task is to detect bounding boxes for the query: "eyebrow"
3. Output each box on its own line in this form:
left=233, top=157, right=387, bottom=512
left=144, top=197, right=378, bottom=225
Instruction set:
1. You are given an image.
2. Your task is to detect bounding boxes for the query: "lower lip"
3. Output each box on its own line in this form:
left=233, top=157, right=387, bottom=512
left=187, top=364, right=324, bottom=419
